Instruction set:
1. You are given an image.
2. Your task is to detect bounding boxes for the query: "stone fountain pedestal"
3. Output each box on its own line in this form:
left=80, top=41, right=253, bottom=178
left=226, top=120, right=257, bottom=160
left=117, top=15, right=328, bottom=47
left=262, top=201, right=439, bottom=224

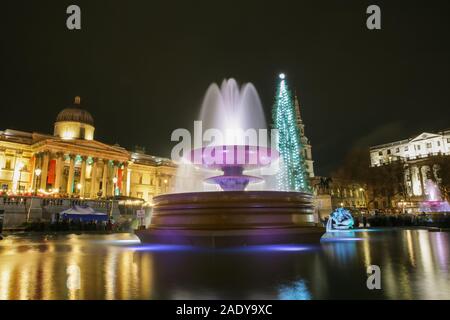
left=135, top=191, right=324, bottom=247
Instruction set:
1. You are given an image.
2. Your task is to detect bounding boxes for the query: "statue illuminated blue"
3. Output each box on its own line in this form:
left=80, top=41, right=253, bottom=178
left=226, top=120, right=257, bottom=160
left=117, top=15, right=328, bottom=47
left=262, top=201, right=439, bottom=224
left=326, top=207, right=354, bottom=231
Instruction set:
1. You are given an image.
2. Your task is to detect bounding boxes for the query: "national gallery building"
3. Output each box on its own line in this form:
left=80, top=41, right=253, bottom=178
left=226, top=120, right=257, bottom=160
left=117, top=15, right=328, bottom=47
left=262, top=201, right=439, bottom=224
left=0, top=97, right=176, bottom=203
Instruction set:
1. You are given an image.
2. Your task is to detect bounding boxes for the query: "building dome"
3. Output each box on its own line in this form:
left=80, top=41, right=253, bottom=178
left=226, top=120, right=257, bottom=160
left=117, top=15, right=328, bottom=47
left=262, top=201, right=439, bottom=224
left=54, top=96, right=95, bottom=140
left=55, top=96, right=94, bottom=126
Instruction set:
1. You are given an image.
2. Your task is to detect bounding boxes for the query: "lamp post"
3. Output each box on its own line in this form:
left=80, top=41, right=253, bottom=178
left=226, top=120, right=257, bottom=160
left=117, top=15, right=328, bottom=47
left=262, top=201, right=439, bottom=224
left=358, top=187, right=370, bottom=211
left=17, top=162, right=25, bottom=193
left=34, top=168, right=42, bottom=194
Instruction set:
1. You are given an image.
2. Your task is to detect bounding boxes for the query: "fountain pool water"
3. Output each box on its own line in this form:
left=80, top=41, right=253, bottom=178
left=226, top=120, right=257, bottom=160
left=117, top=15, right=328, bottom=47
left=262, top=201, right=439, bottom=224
left=135, top=78, right=324, bottom=247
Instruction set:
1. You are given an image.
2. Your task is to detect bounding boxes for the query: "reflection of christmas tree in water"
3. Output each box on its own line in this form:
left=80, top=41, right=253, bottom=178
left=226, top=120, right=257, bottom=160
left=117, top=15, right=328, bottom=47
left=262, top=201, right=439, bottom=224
left=272, top=73, right=311, bottom=192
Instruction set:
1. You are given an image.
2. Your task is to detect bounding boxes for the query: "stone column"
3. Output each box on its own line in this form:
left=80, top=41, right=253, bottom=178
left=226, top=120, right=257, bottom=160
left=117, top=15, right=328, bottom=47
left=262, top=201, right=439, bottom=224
left=79, top=156, right=87, bottom=197
left=13, top=151, right=24, bottom=192
left=111, top=161, right=119, bottom=196
left=127, top=169, right=131, bottom=197
left=418, top=165, right=425, bottom=196
left=0, top=148, right=5, bottom=169
left=29, top=154, right=36, bottom=192
left=101, top=160, right=108, bottom=197
left=54, top=152, right=64, bottom=192
left=122, top=162, right=129, bottom=196
left=32, top=153, right=42, bottom=192
left=67, top=154, right=76, bottom=196
left=40, top=151, right=50, bottom=190
left=407, top=166, right=412, bottom=197
left=90, top=158, right=98, bottom=198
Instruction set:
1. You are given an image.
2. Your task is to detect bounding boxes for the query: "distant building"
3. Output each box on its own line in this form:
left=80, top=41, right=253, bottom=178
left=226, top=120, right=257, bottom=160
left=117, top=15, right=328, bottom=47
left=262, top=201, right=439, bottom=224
left=312, top=176, right=367, bottom=210
left=0, top=97, right=176, bottom=203
left=294, top=94, right=314, bottom=177
left=370, top=131, right=450, bottom=167
left=369, top=130, right=450, bottom=209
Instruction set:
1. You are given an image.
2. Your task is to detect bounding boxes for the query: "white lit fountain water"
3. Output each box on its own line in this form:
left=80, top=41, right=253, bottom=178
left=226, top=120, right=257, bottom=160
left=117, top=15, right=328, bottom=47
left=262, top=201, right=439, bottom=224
left=420, top=180, right=450, bottom=212
left=174, top=79, right=275, bottom=193
left=135, top=78, right=324, bottom=247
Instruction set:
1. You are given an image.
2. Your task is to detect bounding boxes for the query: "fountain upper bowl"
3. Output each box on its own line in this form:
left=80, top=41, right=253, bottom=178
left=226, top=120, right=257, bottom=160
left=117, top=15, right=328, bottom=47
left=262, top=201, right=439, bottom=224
left=189, top=145, right=278, bottom=170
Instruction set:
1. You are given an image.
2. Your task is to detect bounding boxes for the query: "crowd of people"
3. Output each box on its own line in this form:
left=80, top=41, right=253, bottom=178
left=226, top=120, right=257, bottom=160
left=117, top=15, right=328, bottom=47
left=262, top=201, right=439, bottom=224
left=23, top=218, right=133, bottom=232
left=355, top=212, right=450, bottom=228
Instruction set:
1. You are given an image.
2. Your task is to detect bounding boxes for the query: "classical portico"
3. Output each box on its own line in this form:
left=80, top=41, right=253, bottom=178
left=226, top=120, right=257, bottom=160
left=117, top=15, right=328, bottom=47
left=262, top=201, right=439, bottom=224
left=405, top=160, right=441, bottom=199
left=31, top=141, right=129, bottom=198
left=27, top=97, right=131, bottom=198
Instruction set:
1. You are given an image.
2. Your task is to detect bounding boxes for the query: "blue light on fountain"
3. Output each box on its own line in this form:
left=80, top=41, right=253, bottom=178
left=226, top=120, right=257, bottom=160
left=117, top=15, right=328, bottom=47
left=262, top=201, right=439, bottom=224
left=326, top=207, right=355, bottom=232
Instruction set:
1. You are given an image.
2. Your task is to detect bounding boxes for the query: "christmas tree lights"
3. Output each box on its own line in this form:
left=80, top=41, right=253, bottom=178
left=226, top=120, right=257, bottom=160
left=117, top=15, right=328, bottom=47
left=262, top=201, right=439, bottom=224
left=272, top=73, right=312, bottom=193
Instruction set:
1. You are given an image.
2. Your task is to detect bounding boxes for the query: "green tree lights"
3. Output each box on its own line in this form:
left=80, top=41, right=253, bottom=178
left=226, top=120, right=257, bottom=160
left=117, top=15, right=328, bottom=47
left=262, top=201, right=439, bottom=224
left=272, top=73, right=312, bottom=193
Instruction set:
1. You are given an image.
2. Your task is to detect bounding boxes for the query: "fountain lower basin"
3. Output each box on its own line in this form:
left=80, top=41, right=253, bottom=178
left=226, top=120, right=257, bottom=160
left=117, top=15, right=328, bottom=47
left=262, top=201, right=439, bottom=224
left=135, top=191, right=324, bottom=247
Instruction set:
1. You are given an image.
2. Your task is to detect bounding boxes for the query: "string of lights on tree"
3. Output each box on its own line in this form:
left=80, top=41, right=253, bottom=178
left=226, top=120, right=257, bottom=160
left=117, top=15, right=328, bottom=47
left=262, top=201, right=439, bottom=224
left=272, top=73, right=312, bottom=193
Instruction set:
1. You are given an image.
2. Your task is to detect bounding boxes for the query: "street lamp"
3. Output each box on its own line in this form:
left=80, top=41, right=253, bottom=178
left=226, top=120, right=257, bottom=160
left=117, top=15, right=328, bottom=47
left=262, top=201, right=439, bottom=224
left=17, top=162, right=25, bottom=193
left=34, top=168, right=42, bottom=194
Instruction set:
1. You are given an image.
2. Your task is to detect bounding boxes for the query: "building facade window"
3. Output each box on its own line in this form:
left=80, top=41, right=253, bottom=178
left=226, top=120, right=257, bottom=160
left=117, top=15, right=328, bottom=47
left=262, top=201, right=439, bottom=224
left=378, top=151, right=382, bottom=156
left=405, top=146, right=409, bottom=151
left=426, top=143, right=432, bottom=148
left=80, top=127, right=85, bottom=139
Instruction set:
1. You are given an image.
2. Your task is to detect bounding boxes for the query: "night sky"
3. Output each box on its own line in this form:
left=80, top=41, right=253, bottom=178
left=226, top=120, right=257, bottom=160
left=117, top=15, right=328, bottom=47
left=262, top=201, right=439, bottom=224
left=2, top=0, right=449, bottom=175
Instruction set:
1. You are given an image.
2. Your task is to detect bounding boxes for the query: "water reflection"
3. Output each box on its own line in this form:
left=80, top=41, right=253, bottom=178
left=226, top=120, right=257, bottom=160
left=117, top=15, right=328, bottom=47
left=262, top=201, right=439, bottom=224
left=0, top=230, right=449, bottom=299
left=278, top=280, right=311, bottom=300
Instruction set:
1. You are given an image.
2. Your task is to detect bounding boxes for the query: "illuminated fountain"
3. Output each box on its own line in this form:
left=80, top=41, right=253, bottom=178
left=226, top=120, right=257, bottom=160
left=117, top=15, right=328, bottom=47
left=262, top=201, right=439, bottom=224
left=135, top=79, right=324, bottom=247
left=419, top=180, right=450, bottom=212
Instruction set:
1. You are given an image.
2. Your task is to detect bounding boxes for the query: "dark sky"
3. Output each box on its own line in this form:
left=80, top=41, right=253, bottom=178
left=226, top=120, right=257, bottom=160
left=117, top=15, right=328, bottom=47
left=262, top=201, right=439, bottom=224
left=1, top=0, right=449, bottom=175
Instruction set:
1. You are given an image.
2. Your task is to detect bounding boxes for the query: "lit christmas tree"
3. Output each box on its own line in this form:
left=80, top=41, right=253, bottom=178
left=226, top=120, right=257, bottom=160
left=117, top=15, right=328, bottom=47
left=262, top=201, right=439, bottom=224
left=272, top=73, right=312, bottom=193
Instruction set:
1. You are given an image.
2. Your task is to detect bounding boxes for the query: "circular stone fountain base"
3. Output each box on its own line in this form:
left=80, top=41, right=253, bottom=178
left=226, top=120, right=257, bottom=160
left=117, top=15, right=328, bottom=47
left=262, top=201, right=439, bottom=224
left=135, top=191, right=324, bottom=247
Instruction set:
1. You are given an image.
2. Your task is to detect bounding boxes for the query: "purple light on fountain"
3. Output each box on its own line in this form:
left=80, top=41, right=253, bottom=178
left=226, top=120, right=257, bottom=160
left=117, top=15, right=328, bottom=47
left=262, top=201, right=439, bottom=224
left=190, top=145, right=278, bottom=191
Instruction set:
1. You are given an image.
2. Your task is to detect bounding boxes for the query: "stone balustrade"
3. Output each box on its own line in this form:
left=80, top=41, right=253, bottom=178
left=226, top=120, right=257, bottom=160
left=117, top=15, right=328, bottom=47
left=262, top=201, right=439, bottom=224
left=0, top=196, right=120, bottom=229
